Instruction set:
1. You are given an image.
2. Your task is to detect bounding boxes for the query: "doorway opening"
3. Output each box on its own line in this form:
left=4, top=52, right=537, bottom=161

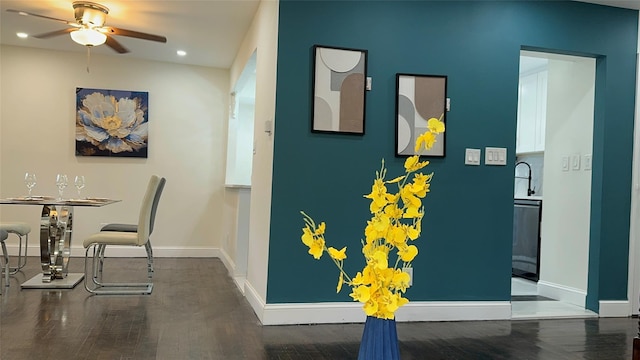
left=224, top=51, right=256, bottom=290
left=511, top=50, right=597, bottom=319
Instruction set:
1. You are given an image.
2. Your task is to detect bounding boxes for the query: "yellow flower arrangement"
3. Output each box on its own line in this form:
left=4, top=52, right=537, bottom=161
left=301, top=116, right=445, bottom=320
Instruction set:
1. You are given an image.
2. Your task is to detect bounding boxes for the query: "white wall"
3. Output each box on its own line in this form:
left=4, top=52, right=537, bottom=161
left=236, top=101, right=256, bottom=183
left=224, top=0, right=279, bottom=321
left=0, top=45, right=229, bottom=257
left=225, top=100, right=255, bottom=186
left=539, top=55, right=595, bottom=305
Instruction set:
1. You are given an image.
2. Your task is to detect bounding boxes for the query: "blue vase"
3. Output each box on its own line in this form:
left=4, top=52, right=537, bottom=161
left=357, top=316, right=400, bottom=360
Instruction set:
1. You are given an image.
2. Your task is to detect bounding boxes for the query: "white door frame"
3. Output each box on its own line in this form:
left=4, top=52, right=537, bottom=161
left=628, top=48, right=640, bottom=316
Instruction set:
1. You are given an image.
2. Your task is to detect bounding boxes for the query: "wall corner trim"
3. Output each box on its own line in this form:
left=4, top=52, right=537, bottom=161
left=245, top=281, right=266, bottom=323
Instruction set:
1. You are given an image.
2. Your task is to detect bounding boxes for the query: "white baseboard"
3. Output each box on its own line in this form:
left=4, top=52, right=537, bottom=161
left=233, top=276, right=246, bottom=294
left=599, top=300, right=631, bottom=317
left=3, top=244, right=220, bottom=258
left=217, top=247, right=236, bottom=275
left=216, top=248, right=248, bottom=294
left=537, top=280, right=586, bottom=307
left=396, top=301, right=512, bottom=322
left=258, top=301, right=512, bottom=326
left=245, top=280, right=266, bottom=324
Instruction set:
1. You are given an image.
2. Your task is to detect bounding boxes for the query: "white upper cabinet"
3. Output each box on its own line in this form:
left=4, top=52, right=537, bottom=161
left=516, top=69, right=547, bottom=154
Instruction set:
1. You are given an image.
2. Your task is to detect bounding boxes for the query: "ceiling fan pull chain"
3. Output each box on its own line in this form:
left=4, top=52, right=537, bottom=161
left=86, top=46, right=91, bottom=73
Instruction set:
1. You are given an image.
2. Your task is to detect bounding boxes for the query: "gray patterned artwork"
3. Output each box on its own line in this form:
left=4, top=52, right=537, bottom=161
left=312, top=46, right=367, bottom=134
left=396, top=74, right=446, bottom=157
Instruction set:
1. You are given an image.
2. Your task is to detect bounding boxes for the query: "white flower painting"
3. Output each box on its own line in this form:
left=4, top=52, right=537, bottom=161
left=76, top=88, right=149, bottom=157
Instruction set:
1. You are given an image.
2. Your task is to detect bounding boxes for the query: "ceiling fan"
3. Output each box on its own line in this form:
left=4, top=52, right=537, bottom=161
left=6, top=1, right=167, bottom=54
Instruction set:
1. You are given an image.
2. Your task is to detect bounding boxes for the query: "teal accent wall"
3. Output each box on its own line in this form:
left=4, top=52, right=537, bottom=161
left=267, top=1, right=638, bottom=306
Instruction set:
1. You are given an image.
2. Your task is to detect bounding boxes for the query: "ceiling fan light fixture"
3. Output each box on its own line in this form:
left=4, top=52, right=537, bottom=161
left=73, top=1, right=109, bottom=27
left=70, top=28, right=107, bottom=46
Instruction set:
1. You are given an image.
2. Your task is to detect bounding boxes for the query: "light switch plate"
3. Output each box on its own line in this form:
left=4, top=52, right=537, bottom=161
left=584, top=154, right=592, bottom=171
left=403, top=267, right=413, bottom=286
left=572, top=153, right=581, bottom=170
left=562, top=156, right=569, bottom=171
left=485, top=147, right=507, bottom=165
left=465, top=148, right=481, bottom=166
left=264, top=120, right=273, bottom=135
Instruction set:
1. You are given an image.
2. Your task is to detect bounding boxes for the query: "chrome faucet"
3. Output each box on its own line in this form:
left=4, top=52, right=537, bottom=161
left=515, top=161, right=535, bottom=196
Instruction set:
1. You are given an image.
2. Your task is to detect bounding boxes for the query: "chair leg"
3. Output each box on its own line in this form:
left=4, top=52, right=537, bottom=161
left=84, top=244, right=153, bottom=295
left=94, top=242, right=152, bottom=280
left=0, top=242, right=5, bottom=294
left=0, top=254, right=3, bottom=294
left=1, top=241, right=9, bottom=288
left=4, top=260, right=7, bottom=289
left=91, top=245, right=102, bottom=286
left=97, top=244, right=106, bottom=283
left=9, top=232, right=28, bottom=274
left=145, top=241, right=154, bottom=278
left=18, top=232, right=28, bottom=269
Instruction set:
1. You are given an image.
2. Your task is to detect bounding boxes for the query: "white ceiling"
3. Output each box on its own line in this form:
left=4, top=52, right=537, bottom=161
left=0, top=0, right=261, bottom=69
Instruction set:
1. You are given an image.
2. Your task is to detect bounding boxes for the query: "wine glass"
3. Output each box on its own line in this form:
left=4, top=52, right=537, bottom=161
left=74, top=175, right=85, bottom=198
left=24, top=173, right=37, bottom=198
left=55, top=174, right=68, bottom=200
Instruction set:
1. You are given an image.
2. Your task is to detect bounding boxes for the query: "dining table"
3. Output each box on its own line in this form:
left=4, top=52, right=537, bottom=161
left=0, top=196, right=120, bottom=289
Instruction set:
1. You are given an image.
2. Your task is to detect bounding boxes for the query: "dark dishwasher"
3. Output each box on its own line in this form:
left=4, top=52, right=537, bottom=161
left=512, top=198, right=542, bottom=282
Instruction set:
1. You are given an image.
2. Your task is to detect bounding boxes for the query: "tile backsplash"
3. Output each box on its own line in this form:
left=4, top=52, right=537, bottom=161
left=515, top=153, right=544, bottom=197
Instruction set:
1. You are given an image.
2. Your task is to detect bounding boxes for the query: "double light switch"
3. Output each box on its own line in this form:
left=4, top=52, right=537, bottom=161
left=485, top=147, right=507, bottom=165
left=465, top=147, right=508, bottom=166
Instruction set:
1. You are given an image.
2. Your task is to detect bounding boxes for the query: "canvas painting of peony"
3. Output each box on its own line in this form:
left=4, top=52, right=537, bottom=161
left=75, top=87, right=149, bottom=158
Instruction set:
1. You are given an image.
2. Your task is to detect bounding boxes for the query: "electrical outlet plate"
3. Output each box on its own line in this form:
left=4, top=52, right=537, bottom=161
left=403, top=267, right=413, bottom=286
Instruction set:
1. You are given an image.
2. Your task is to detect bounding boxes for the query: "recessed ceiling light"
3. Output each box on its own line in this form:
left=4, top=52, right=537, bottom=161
left=16, top=32, right=28, bottom=39
left=177, top=50, right=187, bottom=56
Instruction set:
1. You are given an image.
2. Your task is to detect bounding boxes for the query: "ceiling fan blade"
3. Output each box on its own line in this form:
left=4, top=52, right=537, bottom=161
left=105, top=35, right=129, bottom=54
left=103, top=27, right=167, bottom=43
left=33, top=28, right=75, bottom=39
left=6, top=9, right=74, bottom=25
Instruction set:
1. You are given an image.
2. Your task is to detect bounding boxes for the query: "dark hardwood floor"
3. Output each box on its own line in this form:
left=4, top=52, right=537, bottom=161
left=1, top=256, right=638, bottom=359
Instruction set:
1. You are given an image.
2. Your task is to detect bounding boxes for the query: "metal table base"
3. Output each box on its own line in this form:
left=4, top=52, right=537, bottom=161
left=21, top=273, right=84, bottom=289
left=1, top=197, right=119, bottom=289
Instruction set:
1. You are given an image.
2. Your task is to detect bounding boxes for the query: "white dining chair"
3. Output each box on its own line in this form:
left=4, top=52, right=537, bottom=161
left=0, top=222, right=31, bottom=274
left=83, top=175, right=162, bottom=295
left=99, top=177, right=166, bottom=279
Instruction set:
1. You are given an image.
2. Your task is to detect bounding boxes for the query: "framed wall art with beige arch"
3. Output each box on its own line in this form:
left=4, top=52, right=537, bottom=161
left=311, top=45, right=368, bottom=135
